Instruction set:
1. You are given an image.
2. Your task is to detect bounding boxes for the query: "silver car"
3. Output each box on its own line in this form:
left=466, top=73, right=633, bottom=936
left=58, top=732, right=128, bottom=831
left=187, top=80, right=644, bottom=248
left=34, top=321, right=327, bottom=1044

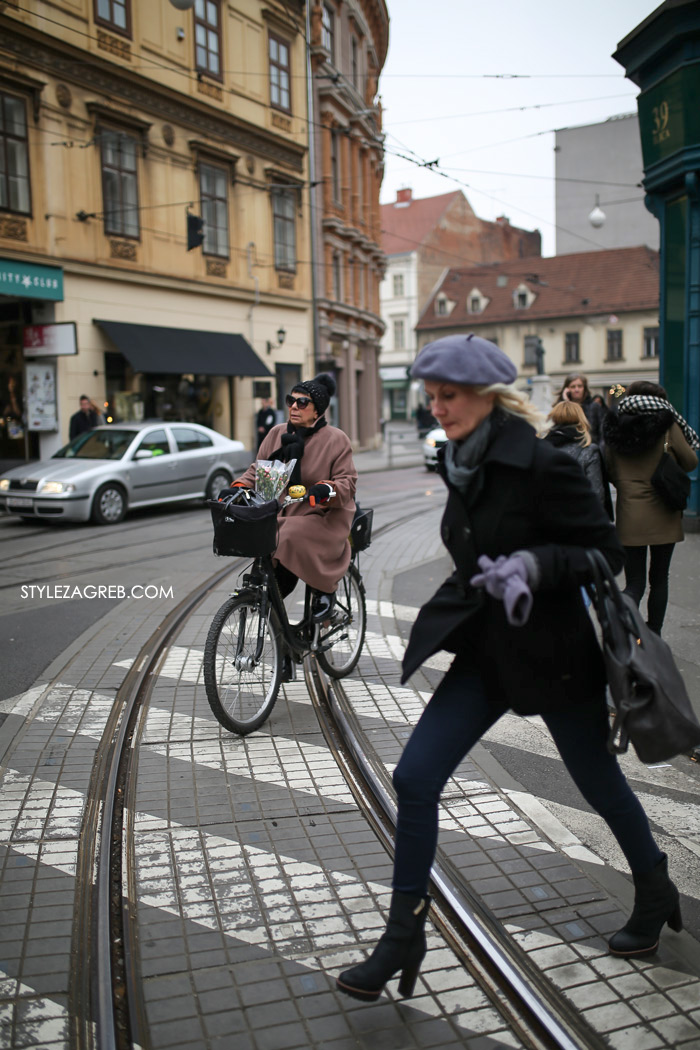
left=422, top=426, right=447, bottom=471
left=0, top=422, right=253, bottom=525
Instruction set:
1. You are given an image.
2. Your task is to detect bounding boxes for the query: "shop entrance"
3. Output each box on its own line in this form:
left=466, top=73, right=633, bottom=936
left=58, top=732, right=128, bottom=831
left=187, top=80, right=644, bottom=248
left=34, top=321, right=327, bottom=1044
left=0, top=299, right=39, bottom=463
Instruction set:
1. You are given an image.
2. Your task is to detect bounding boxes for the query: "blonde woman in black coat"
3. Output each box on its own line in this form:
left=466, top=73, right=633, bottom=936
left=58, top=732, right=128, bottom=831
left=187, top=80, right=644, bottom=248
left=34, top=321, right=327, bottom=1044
left=545, top=400, right=613, bottom=517
left=337, top=335, right=682, bottom=1005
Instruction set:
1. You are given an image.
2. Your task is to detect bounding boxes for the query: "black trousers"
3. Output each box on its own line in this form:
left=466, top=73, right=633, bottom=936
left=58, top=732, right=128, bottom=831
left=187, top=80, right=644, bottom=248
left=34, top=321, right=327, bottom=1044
left=391, top=662, right=662, bottom=897
left=623, top=543, right=675, bottom=634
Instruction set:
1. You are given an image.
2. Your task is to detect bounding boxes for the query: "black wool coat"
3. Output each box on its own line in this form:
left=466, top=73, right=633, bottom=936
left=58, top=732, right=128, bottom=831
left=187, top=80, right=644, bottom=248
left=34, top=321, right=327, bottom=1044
left=401, top=414, right=624, bottom=714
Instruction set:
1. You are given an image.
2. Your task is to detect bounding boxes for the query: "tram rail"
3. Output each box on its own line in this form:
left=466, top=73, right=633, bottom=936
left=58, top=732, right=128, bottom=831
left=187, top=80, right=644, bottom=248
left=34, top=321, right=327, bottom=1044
left=79, top=512, right=610, bottom=1050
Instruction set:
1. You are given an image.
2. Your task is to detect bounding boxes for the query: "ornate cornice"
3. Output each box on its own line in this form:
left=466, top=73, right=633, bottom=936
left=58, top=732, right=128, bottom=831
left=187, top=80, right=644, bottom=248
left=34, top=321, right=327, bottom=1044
left=0, top=20, right=306, bottom=173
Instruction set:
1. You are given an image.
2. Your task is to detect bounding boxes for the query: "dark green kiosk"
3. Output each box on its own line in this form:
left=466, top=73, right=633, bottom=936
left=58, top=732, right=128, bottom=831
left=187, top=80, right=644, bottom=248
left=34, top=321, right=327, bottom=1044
left=614, top=0, right=700, bottom=525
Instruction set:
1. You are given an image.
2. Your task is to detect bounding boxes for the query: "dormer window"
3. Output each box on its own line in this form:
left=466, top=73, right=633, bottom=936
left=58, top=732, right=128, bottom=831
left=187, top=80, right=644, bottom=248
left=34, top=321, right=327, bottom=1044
left=436, top=295, right=448, bottom=316
left=513, top=283, right=532, bottom=310
left=470, top=296, right=481, bottom=313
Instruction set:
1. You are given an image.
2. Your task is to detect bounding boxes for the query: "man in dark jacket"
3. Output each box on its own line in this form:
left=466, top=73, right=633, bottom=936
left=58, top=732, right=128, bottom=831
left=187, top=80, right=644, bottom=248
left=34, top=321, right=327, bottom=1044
left=69, top=395, right=102, bottom=440
left=255, top=397, right=276, bottom=449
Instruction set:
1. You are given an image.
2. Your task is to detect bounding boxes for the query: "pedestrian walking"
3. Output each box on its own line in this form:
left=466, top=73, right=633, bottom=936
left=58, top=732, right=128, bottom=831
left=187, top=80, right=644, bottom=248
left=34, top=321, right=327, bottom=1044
left=255, top=397, right=277, bottom=449
left=555, top=372, right=606, bottom=446
left=337, top=334, right=683, bottom=1004
left=604, top=380, right=698, bottom=636
left=69, top=395, right=104, bottom=440
left=545, top=400, right=612, bottom=517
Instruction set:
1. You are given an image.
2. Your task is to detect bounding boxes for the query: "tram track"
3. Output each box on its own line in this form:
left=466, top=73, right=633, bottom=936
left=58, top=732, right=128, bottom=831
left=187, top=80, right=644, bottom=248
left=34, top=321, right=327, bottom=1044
left=79, top=507, right=608, bottom=1050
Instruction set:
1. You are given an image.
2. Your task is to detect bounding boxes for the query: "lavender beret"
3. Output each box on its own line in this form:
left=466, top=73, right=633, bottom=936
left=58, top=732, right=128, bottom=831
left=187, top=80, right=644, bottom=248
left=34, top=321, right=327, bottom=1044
left=411, top=334, right=517, bottom=386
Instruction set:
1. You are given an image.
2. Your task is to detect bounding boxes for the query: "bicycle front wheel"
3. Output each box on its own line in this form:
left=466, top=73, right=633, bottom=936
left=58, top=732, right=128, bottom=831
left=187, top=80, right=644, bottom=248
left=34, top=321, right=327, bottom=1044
left=317, top=563, right=366, bottom=679
left=204, top=592, right=282, bottom=734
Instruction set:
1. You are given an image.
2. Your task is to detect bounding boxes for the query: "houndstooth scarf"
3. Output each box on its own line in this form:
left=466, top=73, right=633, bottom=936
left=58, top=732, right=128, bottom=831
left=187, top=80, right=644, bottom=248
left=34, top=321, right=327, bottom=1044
left=618, top=395, right=700, bottom=449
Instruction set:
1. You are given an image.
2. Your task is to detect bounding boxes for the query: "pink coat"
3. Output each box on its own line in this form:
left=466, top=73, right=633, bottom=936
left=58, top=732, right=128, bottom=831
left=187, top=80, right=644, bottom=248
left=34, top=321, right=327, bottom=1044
left=236, top=422, right=357, bottom=592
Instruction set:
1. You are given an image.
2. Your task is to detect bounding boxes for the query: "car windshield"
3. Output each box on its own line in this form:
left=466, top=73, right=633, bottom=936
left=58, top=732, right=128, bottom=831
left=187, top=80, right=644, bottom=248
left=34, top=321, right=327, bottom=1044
left=53, top=429, right=136, bottom=460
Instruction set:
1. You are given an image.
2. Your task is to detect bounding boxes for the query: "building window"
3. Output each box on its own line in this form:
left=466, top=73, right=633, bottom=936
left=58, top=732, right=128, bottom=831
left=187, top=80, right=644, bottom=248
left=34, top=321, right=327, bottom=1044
left=100, top=128, right=139, bottom=238
left=95, top=0, right=130, bottom=36
left=322, top=4, right=335, bottom=61
left=199, top=162, right=228, bottom=257
left=351, top=36, right=359, bottom=89
left=194, top=0, right=221, bottom=78
left=643, top=326, right=659, bottom=358
left=0, top=92, right=31, bottom=215
left=332, top=251, right=342, bottom=301
left=436, top=296, right=447, bottom=316
left=516, top=291, right=528, bottom=308
left=606, top=329, right=623, bottom=362
left=564, top=332, right=580, bottom=364
left=523, top=334, right=539, bottom=367
left=330, top=127, right=341, bottom=202
left=469, top=296, right=481, bottom=313
left=393, top=318, right=405, bottom=350
left=272, top=188, right=296, bottom=272
left=269, top=33, right=291, bottom=112
left=392, top=274, right=404, bottom=297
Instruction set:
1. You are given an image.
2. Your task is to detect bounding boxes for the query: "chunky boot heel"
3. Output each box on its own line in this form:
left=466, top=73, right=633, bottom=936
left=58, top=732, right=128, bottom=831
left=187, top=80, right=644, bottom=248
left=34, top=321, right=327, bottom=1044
left=609, top=853, right=682, bottom=958
left=337, top=892, right=431, bottom=1002
left=668, top=903, right=683, bottom=933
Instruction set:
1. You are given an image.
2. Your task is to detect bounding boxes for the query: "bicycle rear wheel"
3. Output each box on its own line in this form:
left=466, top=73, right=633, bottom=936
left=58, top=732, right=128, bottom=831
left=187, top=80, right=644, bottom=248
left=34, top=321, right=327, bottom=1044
left=317, top=563, right=366, bottom=679
left=204, top=591, right=282, bottom=734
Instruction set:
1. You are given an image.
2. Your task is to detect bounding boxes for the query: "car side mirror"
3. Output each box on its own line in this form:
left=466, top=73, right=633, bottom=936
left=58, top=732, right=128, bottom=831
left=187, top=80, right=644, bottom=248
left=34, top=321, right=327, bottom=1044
left=134, top=449, right=153, bottom=460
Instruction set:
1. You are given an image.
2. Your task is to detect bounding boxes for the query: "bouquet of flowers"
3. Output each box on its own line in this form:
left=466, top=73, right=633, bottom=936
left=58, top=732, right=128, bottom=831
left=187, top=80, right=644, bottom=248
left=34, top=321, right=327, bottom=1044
left=254, top=459, right=296, bottom=502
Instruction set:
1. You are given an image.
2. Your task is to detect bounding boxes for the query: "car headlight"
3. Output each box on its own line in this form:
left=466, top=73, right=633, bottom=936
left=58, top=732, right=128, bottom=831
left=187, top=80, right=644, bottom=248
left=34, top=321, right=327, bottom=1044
left=0, top=479, right=9, bottom=491
left=38, top=481, right=76, bottom=494
left=426, top=438, right=436, bottom=448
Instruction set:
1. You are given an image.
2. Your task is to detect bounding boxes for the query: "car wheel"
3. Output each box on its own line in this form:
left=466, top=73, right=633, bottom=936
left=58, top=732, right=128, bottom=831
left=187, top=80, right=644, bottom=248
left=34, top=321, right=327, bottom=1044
left=92, top=483, right=127, bottom=525
left=205, top=469, right=232, bottom=502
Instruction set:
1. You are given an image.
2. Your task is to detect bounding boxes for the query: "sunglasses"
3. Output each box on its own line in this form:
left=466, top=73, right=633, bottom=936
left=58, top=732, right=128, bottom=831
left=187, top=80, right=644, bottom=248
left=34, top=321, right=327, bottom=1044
left=286, top=395, right=313, bottom=409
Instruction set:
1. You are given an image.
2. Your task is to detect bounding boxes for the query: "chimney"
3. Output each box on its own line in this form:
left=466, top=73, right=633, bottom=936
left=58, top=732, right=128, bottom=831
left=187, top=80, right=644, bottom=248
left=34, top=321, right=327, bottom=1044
left=495, top=215, right=510, bottom=225
left=395, top=187, right=413, bottom=206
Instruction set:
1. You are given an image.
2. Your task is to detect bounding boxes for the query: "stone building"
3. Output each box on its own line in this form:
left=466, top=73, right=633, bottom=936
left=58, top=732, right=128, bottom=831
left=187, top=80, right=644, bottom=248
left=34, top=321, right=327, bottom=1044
left=308, top=0, right=389, bottom=448
left=416, top=246, right=660, bottom=399
left=0, top=0, right=313, bottom=461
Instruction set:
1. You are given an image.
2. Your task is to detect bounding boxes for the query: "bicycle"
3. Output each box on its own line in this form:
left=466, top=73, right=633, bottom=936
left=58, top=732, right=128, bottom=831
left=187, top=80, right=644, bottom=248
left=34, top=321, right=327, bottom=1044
left=203, top=487, right=371, bottom=735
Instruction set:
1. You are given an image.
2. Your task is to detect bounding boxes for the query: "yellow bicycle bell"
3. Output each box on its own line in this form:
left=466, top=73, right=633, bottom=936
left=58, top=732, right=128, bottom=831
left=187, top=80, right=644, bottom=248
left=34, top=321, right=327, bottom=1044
left=289, top=485, right=306, bottom=499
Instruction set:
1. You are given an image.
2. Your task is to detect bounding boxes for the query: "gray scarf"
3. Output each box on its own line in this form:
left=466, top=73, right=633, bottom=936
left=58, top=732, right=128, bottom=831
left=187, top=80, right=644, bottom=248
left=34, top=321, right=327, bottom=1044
left=444, top=413, right=493, bottom=499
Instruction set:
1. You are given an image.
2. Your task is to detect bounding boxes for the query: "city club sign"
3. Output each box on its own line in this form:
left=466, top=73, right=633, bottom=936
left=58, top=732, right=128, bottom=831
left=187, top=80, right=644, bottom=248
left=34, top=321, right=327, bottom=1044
left=0, top=259, right=64, bottom=301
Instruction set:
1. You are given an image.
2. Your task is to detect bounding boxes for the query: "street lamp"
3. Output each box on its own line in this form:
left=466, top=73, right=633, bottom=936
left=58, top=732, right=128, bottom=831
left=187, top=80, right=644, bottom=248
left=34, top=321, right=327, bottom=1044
left=589, top=195, right=606, bottom=229
left=266, top=326, right=286, bottom=355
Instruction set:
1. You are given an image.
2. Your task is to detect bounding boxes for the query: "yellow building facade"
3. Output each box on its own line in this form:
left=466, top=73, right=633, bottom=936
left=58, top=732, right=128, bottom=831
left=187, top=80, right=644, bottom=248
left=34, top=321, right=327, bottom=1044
left=0, top=0, right=314, bottom=461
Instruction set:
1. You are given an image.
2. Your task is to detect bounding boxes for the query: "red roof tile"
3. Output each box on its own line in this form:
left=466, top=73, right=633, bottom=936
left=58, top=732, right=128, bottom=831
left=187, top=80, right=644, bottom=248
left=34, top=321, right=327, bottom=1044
left=416, top=246, right=659, bottom=329
left=381, top=190, right=465, bottom=256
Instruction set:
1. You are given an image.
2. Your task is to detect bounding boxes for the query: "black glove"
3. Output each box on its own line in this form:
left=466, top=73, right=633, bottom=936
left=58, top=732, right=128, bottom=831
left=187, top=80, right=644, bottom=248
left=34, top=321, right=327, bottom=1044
left=308, top=483, right=332, bottom=508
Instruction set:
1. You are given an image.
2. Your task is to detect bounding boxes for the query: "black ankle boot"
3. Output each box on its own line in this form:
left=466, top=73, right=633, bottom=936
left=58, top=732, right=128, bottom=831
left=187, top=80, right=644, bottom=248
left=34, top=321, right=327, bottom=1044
left=608, top=853, right=682, bottom=958
left=336, top=892, right=430, bottom=1002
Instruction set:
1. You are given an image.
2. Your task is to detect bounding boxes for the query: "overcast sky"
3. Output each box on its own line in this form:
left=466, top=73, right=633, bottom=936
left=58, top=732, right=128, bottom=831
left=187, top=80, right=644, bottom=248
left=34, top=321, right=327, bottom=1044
left=377, top=0, right=658, bottom=256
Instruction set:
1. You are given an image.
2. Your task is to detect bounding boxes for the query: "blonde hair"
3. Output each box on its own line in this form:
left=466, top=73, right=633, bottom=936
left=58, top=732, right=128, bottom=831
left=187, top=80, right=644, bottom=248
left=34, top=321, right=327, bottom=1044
left=547, top=400, right=591, bottom=446
left=477, top=382, right=545, bottom=431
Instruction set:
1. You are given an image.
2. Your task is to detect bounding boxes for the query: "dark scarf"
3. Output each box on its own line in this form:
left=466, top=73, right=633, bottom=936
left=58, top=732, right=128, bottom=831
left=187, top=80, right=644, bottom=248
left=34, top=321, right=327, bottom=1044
left=443, top=410, right=500, bottom=505
left=270, top=416, right=327, bottom=486
left=545, top=424, right=583, bottom=448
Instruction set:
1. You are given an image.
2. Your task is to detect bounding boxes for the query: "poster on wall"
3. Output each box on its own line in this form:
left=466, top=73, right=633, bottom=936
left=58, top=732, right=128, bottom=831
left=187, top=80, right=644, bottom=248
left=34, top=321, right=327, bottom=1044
left=26, top=361, right=58, bottom=431
left=23, top=322, right=77, bottom=357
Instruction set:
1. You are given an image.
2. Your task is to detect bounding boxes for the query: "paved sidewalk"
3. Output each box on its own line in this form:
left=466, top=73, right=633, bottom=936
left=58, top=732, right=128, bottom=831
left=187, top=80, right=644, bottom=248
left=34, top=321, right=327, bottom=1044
left=0, top=471, right=699, bottom=1049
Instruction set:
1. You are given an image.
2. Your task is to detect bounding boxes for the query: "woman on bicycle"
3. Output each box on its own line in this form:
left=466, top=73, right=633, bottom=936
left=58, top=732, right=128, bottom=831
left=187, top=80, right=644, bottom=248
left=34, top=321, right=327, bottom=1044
left=231, top=373, right=357, bottom=620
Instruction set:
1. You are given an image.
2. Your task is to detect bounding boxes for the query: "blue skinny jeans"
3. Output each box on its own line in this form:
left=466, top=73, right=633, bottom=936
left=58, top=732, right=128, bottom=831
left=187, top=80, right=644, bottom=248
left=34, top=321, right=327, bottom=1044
left=392, top=662, right=662, bottom=896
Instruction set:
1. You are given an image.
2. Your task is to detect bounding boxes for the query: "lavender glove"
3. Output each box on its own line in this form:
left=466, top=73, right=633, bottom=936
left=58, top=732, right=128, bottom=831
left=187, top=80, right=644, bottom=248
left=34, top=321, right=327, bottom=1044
left=470, top=554, right=534, bottom=627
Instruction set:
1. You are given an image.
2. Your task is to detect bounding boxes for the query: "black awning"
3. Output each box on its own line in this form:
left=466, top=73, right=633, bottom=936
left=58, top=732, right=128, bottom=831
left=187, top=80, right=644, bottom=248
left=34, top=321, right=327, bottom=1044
left=94, top=319, right=272, bottom=377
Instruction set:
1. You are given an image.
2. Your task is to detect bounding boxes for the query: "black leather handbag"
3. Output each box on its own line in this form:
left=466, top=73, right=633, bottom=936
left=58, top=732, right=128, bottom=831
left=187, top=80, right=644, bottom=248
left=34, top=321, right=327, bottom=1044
left=586, top=549, right=700, bottom=763
left=650, top=433, right=690, bottom=511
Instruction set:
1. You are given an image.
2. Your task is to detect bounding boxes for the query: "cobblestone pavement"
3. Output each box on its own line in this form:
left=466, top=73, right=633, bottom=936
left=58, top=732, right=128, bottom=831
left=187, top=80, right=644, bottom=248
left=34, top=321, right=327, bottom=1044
left=1, top=482, right=699, bottom=1049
